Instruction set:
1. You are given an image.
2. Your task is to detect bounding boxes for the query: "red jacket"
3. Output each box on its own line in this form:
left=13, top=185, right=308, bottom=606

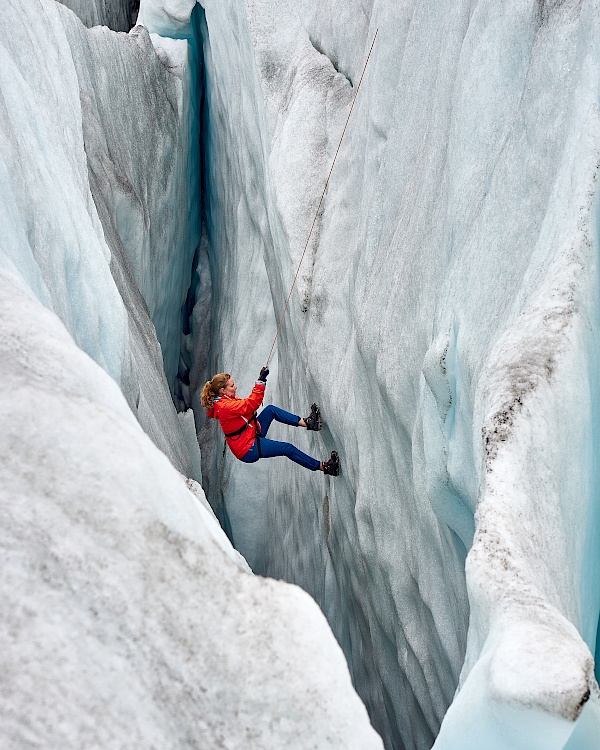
left=207, top=382, right=265, bottom=459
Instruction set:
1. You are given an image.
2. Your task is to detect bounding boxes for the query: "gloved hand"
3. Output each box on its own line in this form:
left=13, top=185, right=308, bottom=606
left=258, top=366, right=269, bottom=383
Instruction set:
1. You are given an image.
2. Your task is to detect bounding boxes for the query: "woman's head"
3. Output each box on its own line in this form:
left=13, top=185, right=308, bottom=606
left=201, top=372, right=234, bottom=409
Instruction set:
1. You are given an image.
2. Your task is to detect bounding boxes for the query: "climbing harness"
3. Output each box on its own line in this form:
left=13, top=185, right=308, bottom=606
left=224, top=413, right=260, bottom=439
left=264, top=28, right=379, bottom=369
left=224, top=418, right=252, bottom=439
left=223, top=413, right=262, bottom=456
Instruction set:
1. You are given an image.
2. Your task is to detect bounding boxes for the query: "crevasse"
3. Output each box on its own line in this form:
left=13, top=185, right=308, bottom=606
left=2, top=0, right=600, bottom=748
left=140, top=1, right=600, bottom=749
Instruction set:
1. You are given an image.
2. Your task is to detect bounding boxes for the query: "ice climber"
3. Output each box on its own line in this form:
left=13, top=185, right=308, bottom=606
left=201, top=368, right=340, bottom=475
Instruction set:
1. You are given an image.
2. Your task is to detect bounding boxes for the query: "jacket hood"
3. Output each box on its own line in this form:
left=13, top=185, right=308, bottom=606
left=207, top=395, right=222, bottom=419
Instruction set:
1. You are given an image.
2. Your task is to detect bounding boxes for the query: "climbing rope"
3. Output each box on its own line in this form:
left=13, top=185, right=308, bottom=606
left=264, top=28, right=379, bottom=368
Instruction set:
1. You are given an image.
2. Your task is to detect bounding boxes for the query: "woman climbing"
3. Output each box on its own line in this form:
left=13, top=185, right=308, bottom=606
left=201, top=368, right=340, bottom=475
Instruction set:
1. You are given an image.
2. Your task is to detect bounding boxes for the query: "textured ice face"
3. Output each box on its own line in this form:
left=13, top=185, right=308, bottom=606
left=56, top=0, right=139, bottom=30
left=0, top=0, right=203, bottom=477
left=139, top=0, right=600, bottom=748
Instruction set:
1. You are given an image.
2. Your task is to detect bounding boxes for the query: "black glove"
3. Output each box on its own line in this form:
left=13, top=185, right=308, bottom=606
left=258, top=366, right=269, bottom=383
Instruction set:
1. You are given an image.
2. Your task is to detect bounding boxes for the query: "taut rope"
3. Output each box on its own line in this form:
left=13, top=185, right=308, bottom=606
left=264, top=28, right=379, bottom=368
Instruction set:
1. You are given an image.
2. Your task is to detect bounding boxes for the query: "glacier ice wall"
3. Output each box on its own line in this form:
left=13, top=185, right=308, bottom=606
left=138, top=0, right=600, bottom=748
left=65, top=20, right=204, bottom=471
left=0, top=0, right=384, bottom=747
left=1, top=0, right=201, bottom=477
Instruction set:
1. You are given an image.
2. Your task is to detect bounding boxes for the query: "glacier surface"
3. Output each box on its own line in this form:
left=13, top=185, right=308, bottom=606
left=138, top=0, right=600, bottom=748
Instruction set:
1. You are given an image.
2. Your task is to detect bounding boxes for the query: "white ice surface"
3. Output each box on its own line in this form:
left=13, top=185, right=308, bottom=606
left=140, top=0, right=600, bottom=748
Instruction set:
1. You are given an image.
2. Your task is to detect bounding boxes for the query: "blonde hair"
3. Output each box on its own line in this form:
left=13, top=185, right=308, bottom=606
left=201, top=372, right=231, bottom=409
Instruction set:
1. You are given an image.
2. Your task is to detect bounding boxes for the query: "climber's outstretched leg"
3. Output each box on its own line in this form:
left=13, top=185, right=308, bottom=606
left=240, top=437, right=321, bottom=471
left=240, top=439, right=340, bottom=475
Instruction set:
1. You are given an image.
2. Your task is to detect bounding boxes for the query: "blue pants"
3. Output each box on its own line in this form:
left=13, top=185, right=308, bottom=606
left=240, top=405, right=321, bottom=471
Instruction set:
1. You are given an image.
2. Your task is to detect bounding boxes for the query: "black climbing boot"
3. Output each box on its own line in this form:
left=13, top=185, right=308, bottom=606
left=323, top=451, right=340, bottom=476
left=305, top=403, right=322, bottom=431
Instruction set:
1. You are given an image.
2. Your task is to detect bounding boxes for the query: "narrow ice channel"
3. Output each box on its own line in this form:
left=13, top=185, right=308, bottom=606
left=2, top=1, right=600, bottom=749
